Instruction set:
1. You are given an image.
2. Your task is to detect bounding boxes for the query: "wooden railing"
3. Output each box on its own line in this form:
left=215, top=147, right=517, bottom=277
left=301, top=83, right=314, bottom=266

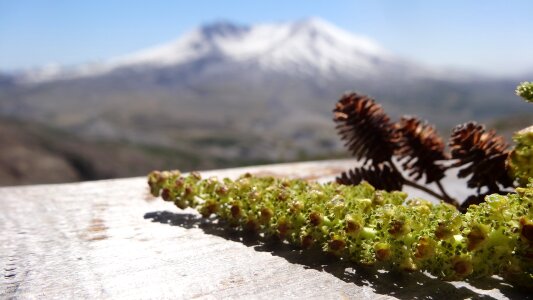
left=0, top=159, right=524, bottom=299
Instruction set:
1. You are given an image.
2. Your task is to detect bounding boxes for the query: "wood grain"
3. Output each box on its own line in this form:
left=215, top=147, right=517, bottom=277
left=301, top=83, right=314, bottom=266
left=0, top=159, right=527, bottom=299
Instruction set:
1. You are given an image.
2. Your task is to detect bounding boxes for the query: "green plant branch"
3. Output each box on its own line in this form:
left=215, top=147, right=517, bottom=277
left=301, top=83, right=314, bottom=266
left=148, top=170, right=533, bottom=286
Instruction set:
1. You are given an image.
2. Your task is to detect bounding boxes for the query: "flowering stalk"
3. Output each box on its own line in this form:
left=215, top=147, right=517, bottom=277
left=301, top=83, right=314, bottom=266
left=148, top=170, right=533, bottom=287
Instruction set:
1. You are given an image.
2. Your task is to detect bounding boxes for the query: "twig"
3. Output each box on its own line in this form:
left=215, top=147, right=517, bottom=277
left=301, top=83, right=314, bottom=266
left=436, top=180, right=459, bottom=206
left=390, top=162, right=459, bottom=207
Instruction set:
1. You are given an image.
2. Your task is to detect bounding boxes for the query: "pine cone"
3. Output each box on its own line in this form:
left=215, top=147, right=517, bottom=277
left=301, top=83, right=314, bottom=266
left=336, top=164, right=404, bottom=192
left=449, top=122, right=513, bottom=192
left=394, top=116, right=449, bottom=183
left=333, top=93, right=397, bottom=165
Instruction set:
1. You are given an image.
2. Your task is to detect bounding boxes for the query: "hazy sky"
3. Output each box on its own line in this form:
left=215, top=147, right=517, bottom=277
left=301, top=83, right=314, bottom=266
left=1, top=0, right=532, bottom=76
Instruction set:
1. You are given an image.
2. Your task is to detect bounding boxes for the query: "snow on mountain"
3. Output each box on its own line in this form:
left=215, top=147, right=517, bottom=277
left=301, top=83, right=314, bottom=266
left=116, top=18, right=393, bottom=73
left=17, top=18, right=420, bottom=84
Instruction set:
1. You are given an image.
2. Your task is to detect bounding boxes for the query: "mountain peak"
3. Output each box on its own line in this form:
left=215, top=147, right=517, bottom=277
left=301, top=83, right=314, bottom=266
left=293, top=17, right=332, bottom=29
left=199, top=20, right=249, bottom=39
left=17, top=18, right=395, bottom=83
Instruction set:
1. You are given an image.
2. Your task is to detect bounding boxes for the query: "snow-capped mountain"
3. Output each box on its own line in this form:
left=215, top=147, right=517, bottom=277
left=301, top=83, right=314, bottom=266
left=1, top=18, right=527, bottom=160
left=18, top=18, right=434, bottom=84
left=117, top=18, right=394, bottom=74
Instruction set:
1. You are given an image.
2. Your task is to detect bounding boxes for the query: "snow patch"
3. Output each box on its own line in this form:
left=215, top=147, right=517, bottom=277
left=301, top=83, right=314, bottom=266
left=15, top=18, right=445, bottom=84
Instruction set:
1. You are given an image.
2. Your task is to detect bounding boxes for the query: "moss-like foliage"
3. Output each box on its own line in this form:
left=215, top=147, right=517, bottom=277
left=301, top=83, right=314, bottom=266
left=148, top=170, right=533, bottom=287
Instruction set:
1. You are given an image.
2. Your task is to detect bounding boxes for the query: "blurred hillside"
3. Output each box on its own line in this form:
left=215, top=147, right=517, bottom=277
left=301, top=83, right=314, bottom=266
left=0, top=118, right=281, bottom=185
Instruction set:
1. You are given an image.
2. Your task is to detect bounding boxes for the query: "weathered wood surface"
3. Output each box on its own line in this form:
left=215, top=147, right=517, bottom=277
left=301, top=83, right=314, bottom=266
left=0, top=159, right=528, bottom=299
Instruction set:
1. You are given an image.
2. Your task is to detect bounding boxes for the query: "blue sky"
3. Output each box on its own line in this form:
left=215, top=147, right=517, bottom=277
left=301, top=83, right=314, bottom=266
left=1, top=0, right=533, bottom=76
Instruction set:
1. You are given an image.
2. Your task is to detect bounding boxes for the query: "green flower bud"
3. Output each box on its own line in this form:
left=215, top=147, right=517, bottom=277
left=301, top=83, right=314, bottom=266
left=414, top=237, right=436, bottom=259
left=345, top=215, right=363, bottom=236
left=175, top=198, right=188, bottom=210
left=215, top=185, right=228, bottom=195
left=277, top=190, right=289, bottom=201
left=374, top=242, right=391, bottom=261
left=388, top=219, right=410, bottom=237
left=260, top=207, right=274, bottom=223
left=435, top=221, right=456, bottom=240
left=289, top=200, right=303, bottom=213
left=309, top=211, right=323, bottom=226
left=200, top=199, right=218, bottom=217
left=328, top=235, right=346, bottom=255
left=148, top=170, right=161, bottom=182
left=184, top=186, right=193, bottom=197
left=520, top=217, right=533, bottom=243
left=175, top=178, right=185, bottom=189
left=161, top=188, right=172, bottom=201
left=453, top=256, right=474, bottom=278
left=230, top=201, right=242, bottom=218
left=277, top=217, right=290, bottom=238
left=149, top=186, right=160, bottom=197
left=466, top=224, right=490, bottom=251
left=147, top=170, right=164, bottom=196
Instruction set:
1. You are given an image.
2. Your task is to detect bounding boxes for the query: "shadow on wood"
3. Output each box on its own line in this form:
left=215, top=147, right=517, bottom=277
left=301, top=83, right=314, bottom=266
left=144, top=210, right=528, bottom=300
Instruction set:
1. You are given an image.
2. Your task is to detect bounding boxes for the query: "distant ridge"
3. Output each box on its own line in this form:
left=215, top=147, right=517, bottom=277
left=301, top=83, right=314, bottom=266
left=17, top=18, right=449, bottom=84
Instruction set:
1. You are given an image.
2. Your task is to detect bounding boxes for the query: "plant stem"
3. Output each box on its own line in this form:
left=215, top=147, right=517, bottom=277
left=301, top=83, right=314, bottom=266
left=435, top=180, right=459, bottom=206
left=390, top=162, right=459, bottom=207
left=404, top=179, right=459, bottom=207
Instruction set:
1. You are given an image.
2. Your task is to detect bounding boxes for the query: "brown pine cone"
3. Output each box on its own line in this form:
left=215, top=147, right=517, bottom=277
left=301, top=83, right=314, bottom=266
left=336, top=164, right=404, bottom=192
left=333, top=93, right=397, bottom=165
left=449, top=122, right=513, bottom=192
left=394, top=116, right=449, bottom=183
